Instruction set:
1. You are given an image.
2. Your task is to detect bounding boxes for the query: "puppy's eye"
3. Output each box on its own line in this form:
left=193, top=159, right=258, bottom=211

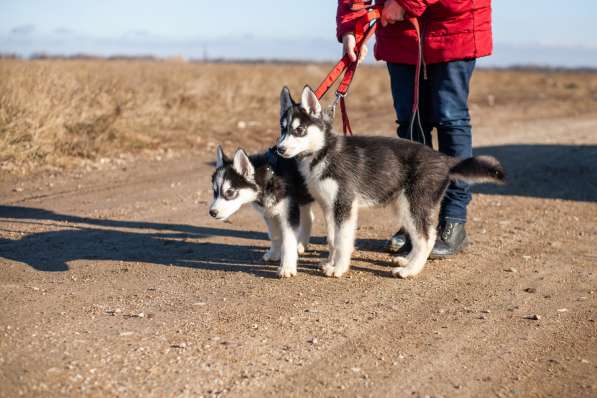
left=224, top=189, right=236, bottom=200
left=294, top=126, right=305, bottom=135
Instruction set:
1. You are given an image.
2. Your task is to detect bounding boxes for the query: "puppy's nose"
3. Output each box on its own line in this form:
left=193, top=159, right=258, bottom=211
left=277, top=146, right=287, bottom=156
left=209, top=209, right=219, bottom=218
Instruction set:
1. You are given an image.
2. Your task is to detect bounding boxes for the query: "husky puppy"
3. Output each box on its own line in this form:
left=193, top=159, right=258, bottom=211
left=209, top=145, right=313, bottom=277
left=276, top=86, right=505, bottom=279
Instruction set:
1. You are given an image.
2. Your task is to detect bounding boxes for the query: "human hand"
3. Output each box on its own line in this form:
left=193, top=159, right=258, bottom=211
left=342, top=33, right=368, bottom=63
left=381, top=0, right=405, bottom=27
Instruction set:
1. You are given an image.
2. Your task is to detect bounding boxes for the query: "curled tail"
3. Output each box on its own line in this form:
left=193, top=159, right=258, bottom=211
left=449, top=155, right=506, bottom=185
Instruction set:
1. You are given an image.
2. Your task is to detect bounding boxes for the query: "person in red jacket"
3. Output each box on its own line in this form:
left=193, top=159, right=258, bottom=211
left=337, top=0, right=493, bottom=257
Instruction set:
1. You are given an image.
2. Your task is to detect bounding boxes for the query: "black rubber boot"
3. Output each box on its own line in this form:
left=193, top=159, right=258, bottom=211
left=430, top=221, right=468, bottom=259
left=387, top=228, right=407, bottom=252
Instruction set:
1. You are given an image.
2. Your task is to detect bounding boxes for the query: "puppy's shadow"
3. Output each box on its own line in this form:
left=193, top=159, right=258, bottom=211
left=0, top=205, right=279, bottom=277
left=474, top=144, right=597, bottom=202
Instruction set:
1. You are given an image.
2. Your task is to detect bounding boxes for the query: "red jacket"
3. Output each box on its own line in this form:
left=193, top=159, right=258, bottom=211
left=337, top=0, right=493, bottom=65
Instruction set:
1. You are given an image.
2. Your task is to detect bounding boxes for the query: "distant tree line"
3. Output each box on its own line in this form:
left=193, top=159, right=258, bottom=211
left=1, top=52, right=596, bottom=72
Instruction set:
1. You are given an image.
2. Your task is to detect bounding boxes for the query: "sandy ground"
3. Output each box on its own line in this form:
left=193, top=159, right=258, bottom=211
left=1, top=109, right=597, bottom=396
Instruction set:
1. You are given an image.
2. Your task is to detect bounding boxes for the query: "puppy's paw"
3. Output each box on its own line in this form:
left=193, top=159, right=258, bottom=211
left=391, top=256, right=409, bottom=267
left=297, top=243, right=306, bottom=255
left=263, top=249, right=281, bottom=262
left=277, top=265, right=297, bottom=278
left=321, top=262, right=335, bottom=277
left=391, top=266, right=414, bottom=279
left=331, top=267, right=348, bottom=278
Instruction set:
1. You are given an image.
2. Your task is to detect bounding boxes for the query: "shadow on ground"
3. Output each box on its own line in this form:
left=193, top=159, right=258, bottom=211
left=0, top=206, right=364, bottom=274
left=0, top=206, right=280, bottom=274
left=473, top=144, right=597, bottom=202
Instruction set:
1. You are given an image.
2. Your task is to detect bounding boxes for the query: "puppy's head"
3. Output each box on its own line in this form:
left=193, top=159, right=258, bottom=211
left=277, top=86, right=331, bottom=158
left=209, top=146, right=258, bottom=221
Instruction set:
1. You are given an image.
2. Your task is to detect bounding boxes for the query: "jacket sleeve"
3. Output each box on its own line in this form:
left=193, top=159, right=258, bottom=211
left=336, top=0, right=368, bottom=42
left=395, top=0, right=439, bottom=17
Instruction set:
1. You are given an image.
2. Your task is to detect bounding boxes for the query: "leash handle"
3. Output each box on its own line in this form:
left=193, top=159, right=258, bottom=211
left=336, top=13, right=379, bottom=96
left=313, top=7, right=380, bottom=100
left=314, top=2, right=423, bottom=137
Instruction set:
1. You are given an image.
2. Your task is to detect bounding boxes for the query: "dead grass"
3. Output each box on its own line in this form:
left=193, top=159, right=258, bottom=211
left=1, top=59, right=596, bottom=177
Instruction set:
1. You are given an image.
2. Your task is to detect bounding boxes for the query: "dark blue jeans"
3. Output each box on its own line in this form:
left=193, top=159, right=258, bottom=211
left=387, top=60, right=476, bottom=224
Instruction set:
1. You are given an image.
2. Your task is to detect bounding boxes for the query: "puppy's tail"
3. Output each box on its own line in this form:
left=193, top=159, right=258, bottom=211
left=449, top=155, right=506, bottom=185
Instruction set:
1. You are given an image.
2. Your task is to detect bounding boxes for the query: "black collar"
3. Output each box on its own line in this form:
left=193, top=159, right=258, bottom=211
left=265, top=147, right=279, bottom=170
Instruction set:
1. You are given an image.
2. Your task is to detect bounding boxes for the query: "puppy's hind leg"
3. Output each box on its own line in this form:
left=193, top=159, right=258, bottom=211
left=297, top=203, right=313, bottom=254
left=325, top=200, right=358, bottom=278
left=262, top=215, right=282, bottom=262
left=391, top=199, right=436, bottom=278
left=392, top=226, right=435, bottom=278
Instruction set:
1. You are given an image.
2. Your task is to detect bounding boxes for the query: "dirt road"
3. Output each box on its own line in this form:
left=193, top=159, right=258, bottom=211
left=1, top=112, right=596, bottom=397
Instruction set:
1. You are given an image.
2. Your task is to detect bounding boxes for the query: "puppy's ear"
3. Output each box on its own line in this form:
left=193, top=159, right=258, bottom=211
left=216, top=145, right=225, bottom=168
left=280, top=86, right=294, bottom=117
left=300, top=85, right=322, bottom=116
left=232, top=149, right=254, bottom=179
left=215, top=145, right=230, bottom=168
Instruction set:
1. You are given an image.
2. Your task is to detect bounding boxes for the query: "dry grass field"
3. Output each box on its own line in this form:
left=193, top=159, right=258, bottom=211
left=1, top=60, right=596, bottom=176
left=1, top=60, right=597, bottom=397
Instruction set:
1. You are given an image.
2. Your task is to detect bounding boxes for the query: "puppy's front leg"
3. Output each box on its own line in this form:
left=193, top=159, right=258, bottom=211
left=326, top=200, right=358, bottom=278
left=320, top=205, right=336, bottom=275
left=278, top=216, right=298, bottom=278
left=263, top=215, right=282, bottom=262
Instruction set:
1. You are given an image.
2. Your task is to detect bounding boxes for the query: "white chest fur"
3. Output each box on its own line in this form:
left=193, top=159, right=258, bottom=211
left=299, top=156, right=337, bottom=209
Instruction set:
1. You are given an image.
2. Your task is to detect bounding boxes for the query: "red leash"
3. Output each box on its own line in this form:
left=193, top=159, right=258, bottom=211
left=314, top=1, right=423, bottom=137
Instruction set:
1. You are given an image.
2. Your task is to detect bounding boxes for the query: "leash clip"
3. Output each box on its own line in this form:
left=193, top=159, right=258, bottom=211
left=327, top=92, right=344, bottom=119
left=330, top=92, right=344, bottom=115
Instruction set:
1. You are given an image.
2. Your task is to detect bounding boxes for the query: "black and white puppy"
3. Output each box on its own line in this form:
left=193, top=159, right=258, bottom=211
left=276, top=86, right=505, bottom=279
left=209, top=145, right=313, bottom=277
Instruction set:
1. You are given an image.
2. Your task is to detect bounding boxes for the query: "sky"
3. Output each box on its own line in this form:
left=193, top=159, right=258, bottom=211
left=1, top=0, right=597, bottom=67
